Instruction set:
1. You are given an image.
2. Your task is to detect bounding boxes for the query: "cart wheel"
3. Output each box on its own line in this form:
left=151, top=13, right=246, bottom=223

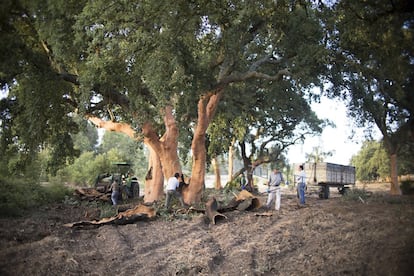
left=318, top=188, right=324, bottom=199
left=339, top=186, right=349, bottom=195
left=319, top=185, right=330, bottom=199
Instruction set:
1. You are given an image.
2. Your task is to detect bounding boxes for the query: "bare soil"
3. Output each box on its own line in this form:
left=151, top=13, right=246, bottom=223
left=0, top=184, right=413, bottom=276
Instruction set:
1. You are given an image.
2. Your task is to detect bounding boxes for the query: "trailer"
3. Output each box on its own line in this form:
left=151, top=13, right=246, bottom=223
left=294, top=162, right=356, bottom=199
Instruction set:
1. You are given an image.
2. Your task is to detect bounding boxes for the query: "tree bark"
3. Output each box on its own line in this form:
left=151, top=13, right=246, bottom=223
left=184, top=91, right=223, bottom=203
left=87, top=107, right=182, bottom=203
left=212, top=157, right=222, bottom=190
left=143, top=146, right=164, bottom=203
left=160, top=106, right=181, bottom=178
left=389, top=153, right=402, bottom=195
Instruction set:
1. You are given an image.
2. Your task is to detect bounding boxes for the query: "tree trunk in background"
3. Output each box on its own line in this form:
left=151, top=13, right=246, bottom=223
left=228, top=143, right=234, bottom=183
left=389, top=153, right=402, bottom=195
left=212, top=157, right=222, bottom=190
left=382, top=135, right=402, bottom=196
left=143, top=146, right=164, bottom=203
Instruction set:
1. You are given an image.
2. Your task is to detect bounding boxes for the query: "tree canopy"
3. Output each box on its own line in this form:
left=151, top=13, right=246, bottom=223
left=1, top=3, right=326, bottom=138
left=323, top=0, right=414, bottom=194
left=5, top=0, right=394, bottom=201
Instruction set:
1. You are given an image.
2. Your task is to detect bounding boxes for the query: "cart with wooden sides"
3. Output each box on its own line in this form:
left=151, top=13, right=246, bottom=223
left=299, top=162, right=356, bottom=199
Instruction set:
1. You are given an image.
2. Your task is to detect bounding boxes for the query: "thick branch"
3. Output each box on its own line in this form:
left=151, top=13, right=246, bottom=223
left=249, top=54, right=284, bottom=71
left=59, top=73, right=79, bottom=85
left=218, top=69, right=290, bottom=86
left=87, top=116, right=136, bottom=139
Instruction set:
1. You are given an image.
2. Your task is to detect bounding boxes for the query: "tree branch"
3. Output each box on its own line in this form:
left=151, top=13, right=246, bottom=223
left=218, top=68, right=290, bottom=86
left=86, top=116, right=137, bottom=139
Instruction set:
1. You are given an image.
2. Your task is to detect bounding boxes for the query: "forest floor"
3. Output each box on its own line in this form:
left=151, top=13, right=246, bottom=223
left=0, top=183, right=413, bottom=276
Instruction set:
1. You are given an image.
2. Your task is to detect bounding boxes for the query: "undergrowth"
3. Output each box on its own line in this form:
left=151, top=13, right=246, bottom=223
left=0, top=177, right=72, bottom=217
left=342, top=187, right=407, bottom=205
left=341, top=188, right=371, bottom=202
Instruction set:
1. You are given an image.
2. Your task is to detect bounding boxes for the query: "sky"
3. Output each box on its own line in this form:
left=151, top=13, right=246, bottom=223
left=287, top=96, right=380, bottom=165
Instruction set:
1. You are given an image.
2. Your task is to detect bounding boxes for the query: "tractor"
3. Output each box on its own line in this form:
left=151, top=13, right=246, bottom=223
left=94, top=162, right=140, bottom=200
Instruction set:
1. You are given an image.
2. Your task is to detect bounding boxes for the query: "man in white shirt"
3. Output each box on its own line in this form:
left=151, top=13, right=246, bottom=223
left=164, top=172, right=185, bottom=210
left=296, top=165, right=307, bottom=206
left=266, top=167, right=284, bottom=211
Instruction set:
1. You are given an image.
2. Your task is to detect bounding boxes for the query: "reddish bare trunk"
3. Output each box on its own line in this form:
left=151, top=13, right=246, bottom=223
left=212, top=157, right=222, bottom=190
left=143, top=146, right=164, bottom=203
left=157, top=106, right=181, bottom=178
left=184, top=134, right=206, bottom=203
left=389, top=153, right=401, bottom=195
left=87, top=107, right=182, bottom=203
left=184, top=91, right=223, bottom=203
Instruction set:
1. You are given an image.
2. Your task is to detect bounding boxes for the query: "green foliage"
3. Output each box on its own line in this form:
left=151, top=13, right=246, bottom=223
left=53, top=143, right=147, bottom=187
left=351, top=140, right=389, bottom=181
left=326, top=0, right=414, bottom=165
left=54, top=151, right=98, bottom=186
left=0, top=177, right=71, bottom=217
left=72, top=119, right=99, bottom=152
left=54, top=149, right=119, bottom=186
left=98, top=132, right=147, bottom=178
left=224, top=178, right=243, bottom=192
left=306, top=147, right=333, bottom=163
left=351, top=140, right=414, bottom=181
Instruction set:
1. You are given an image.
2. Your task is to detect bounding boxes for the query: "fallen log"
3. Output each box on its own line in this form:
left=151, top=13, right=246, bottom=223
left=64, top=204, right=156, bottom=229
left=205, top=197, right=227, bottom=225
left=234, top=190, right=261, bottom=210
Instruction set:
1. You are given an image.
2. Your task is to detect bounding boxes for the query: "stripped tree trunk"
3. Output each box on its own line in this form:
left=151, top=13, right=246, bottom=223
left=212, top=157, right=222, bottom=190
left=183, top=91, right=222, bottom=203
left=144, top=146, right=164, bottom=203
left=87, top=105, right=181, bottom=203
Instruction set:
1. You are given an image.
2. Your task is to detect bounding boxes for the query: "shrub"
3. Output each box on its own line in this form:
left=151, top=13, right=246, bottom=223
left=0, top=177, right=71, bottom=217
left=400, top=181, right=414, bottom=195
left=341, top=188, right=371, bottom=202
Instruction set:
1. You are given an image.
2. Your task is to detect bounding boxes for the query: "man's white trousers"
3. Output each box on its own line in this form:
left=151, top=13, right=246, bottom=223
left=266, top=186, right=281, bottom=211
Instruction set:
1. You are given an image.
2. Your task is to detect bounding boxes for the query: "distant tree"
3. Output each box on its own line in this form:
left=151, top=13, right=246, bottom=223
left=207, top=81, right=327, bottom=190
left=351, top=140, right=414, bottom=181
left=72, top=121, right=99, bottom=153
left=351, top=140, right=389, bottom=181
left=305, top=146, right=333, bottom=163
left=324, top=0, right=414, bottom=194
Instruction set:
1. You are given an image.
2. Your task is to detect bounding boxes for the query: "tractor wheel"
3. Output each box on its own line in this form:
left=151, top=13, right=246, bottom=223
left=120, top=186, right=128, bottom=201
left=132, top=183, right=140, bottom=198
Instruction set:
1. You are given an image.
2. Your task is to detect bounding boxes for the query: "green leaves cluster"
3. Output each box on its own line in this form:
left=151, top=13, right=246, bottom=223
left=0, top=176, right=71, bottom=217
left=351, top=140, right=389, bottom=181
left=325, top=0, right=414, bottom=155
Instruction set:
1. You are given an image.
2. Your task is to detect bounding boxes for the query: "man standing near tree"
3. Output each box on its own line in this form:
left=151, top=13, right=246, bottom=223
left=296, top=165, right=307, bottom=207
left=266, top=167, right=284, bottom=212
left=164, top=172, right=185, bottom=210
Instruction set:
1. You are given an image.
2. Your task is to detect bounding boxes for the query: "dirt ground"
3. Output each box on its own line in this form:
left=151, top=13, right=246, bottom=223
left=0, top=184, right=413, bottom=276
